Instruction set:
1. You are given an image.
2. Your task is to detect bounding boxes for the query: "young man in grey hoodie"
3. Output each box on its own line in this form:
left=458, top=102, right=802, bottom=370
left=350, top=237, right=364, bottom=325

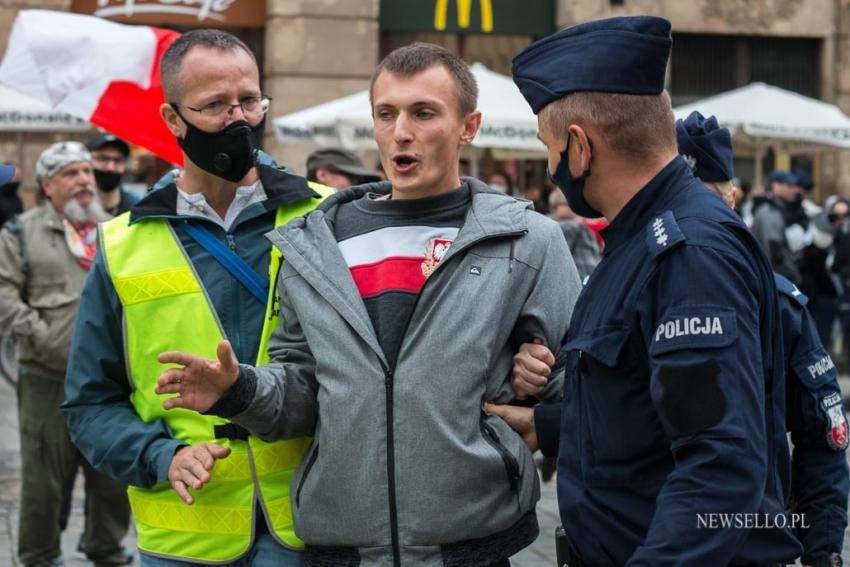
left=154, top=43, right=581, bottom=567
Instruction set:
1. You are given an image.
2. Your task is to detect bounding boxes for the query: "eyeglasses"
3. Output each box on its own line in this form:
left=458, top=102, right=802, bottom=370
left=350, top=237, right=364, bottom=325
left=173, top=96, right=272, bottom=119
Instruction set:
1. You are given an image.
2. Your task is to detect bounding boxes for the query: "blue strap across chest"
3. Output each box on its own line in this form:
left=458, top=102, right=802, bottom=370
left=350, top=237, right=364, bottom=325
left=181, top=220, right=269, bottom=304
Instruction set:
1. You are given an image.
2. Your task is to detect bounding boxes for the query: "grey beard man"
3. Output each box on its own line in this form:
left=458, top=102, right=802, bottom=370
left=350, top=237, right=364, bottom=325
left=63, top=185, right=112, bottom=225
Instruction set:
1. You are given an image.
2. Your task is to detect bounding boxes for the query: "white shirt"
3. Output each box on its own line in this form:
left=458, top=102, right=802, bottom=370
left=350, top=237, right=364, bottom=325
left=176, top=180, right=266, bottom=231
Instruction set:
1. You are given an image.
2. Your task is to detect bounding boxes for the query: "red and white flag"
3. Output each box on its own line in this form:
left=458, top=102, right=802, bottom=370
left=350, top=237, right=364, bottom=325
left=0, top=10, right=183, bottom=164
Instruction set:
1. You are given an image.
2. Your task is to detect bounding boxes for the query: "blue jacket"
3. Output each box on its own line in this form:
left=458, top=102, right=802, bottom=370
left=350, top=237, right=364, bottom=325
left=545, top=156, right=801, bottom=565
left=62, top=158, right=321, bottom=488
left=774, top=274, right=849, bottom=563
left=534, top=208, right=850, bottom=566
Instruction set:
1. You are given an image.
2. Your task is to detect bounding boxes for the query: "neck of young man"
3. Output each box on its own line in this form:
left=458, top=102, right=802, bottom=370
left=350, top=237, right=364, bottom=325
left=179, top=158, right=259, bottom=219
left=390, top=173, right=462, bottom=201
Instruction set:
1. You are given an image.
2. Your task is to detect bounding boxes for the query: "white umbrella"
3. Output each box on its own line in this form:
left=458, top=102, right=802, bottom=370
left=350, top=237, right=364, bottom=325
left=673, top=83, right=850, bottom=148
left=0, top=84, right=88, bottom=132
left=673, top=83, right=850, bottom=187
left=273, top=63, right=545, bottom=157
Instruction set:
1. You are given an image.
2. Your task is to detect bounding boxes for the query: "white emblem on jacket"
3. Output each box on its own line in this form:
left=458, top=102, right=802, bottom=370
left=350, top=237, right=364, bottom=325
left=655, top=316, right=723, bottom=342
left=653, top=217, right=668, bottom=247
left=808, top=355, right=835, bottom=380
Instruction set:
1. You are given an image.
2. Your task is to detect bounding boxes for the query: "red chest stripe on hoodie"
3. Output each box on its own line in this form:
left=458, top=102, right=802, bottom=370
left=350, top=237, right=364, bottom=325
left=349, top=257, right=426, bottom=297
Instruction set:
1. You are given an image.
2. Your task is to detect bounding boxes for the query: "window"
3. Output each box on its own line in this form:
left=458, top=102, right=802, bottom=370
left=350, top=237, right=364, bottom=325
left=670, top=33, right=821, bottom=105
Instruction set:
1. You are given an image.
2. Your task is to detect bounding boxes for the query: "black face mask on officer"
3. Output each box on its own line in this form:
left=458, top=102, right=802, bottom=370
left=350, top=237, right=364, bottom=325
left=94, top=170, right=123, bottom=192
left=172, top=106, right=265, bottom=183
left=547, top=132, right=602, bottom=219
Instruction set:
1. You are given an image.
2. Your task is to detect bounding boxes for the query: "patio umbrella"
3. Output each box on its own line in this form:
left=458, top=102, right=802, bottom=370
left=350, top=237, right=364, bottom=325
left=673, top=82, right=850, bottom=187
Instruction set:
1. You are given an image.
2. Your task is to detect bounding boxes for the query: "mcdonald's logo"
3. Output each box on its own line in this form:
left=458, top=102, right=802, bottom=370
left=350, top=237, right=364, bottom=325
left=434, top=0, right=493, bottom=33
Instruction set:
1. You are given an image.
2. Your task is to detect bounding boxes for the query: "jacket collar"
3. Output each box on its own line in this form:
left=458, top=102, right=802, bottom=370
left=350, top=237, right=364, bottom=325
left=128, top=161, right=319, bottom=226
left=316, top=176, right=530, bottom=242
left=599, top=156, right=692, bottom=253
left=41, top=201, right=66, bottom=232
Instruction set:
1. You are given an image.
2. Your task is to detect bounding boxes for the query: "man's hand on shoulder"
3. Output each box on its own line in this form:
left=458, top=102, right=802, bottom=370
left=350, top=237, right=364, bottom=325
left=512, top=338, right=554, bottom=400
left=155, top=340, right=240, bottom=413
left=168, top=442, right=231, bottom=504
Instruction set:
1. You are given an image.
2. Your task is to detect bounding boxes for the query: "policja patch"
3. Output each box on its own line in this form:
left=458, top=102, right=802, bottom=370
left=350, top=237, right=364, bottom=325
left=820, top=392, right=849, bottom=451
left=650, top=306, right=737, bottom=356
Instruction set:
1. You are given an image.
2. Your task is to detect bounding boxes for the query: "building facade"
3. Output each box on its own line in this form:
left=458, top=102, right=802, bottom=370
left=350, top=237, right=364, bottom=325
left=0, top=0, right=849, bottom=198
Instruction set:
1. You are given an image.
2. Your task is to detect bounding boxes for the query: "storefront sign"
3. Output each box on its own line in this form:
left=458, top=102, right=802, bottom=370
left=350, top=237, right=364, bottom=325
left=380, top=0, right=554, bottom=35
left=72, top=0, right=265, bottom=27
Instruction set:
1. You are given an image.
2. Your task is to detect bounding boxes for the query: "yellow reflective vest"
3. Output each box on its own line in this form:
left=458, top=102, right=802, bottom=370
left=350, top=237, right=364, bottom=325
left=100, top=185, right=331, bottom=563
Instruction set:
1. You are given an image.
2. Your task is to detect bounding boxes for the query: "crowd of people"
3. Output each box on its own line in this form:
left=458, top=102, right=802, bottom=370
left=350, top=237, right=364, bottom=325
left=0, top=14, right=848, bottom=567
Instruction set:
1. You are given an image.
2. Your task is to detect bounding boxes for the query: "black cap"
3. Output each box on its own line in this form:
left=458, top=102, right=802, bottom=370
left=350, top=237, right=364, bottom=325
left=307, top=148, right=380, bottom=181
left=87, top=134, right=130, bottom=157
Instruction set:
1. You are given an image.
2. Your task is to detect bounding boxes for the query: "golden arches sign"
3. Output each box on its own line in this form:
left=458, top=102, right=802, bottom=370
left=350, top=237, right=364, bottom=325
left=434, top=0, right=493, bottom=33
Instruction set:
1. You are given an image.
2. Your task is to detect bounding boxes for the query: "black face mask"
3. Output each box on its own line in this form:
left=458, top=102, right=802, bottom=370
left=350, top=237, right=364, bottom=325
left=1, top=182, right=20, bottom=196
left=94, top=170, right=122, bottom=192
left=546, top=134, right=602, bottom=219
left=173, top=107, right=265, bottom=183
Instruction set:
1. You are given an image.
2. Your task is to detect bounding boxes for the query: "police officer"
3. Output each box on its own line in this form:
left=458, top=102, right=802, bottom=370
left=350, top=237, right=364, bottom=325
left=678, top=110, right=849, bottom=567
left=498, top=111, right=850, bottom=567
left=508, top=15, right=803, bottom=565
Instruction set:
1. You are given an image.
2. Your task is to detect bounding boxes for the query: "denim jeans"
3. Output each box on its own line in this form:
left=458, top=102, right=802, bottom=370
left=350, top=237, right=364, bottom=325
left=138, top=533, right=304, bottom=567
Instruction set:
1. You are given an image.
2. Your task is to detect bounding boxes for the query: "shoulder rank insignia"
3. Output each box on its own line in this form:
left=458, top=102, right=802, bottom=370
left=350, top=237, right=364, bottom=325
left=773, top=272, right=808, bottom=307
left=645, top=210, right=685, bottom=260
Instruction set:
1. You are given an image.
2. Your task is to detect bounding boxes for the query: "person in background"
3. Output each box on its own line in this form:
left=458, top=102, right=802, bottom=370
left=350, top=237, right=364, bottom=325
left=679, top=112, right=848, bottom=567
left=522, top=183, right=548, bottom=214
left=800, top=205, right=843, bottom=348
left=830, top=198, right=850, bottom=367
left=548, top=190, right=600, bottom=280
left=87, top=134, right=137, bottom=216
left=0, top=163, right=23, bottom=228
left=752, top=170, right=804, bottom=286
left=0, top=142, right=131, bottom=567
left=487, top=170, right=513, bottom=194
left=305, top=148, right=381, bottom=190
left=793, top=168, right=823, bottom=221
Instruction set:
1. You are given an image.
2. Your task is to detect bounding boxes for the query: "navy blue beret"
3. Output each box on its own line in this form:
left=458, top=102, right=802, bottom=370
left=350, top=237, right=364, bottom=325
left=512, top=16, right=672, bottom=114
left=676, top=111, right=734, bottom=183
left=792, top=168, right=814, bottom=191
left=768, top=170, right=798, bottom=186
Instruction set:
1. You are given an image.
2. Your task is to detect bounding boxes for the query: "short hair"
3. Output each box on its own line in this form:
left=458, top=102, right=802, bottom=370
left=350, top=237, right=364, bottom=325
left=160, top=29, right=256, bottom=102
left=540, top=91, right=676, bottom=162
left=369, top=42, right=478, bottom=117
left=549, top=189, right=567, bottom=209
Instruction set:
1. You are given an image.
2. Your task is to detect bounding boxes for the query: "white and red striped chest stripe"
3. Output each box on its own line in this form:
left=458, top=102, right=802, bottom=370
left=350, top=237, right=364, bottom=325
left=337, top=226, right=460, bottom=298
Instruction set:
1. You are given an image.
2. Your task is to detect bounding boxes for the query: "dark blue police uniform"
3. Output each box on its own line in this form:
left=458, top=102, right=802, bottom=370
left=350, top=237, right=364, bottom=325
left=550, top=156, right=801, bottom=565
left=775, top=274, right=849, bottom=564
left=512, top=15, right=823, bottom=565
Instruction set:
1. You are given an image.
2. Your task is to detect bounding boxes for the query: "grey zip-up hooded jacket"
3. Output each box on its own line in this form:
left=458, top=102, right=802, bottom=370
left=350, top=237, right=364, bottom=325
left=216, top=178, right=582, bottom=566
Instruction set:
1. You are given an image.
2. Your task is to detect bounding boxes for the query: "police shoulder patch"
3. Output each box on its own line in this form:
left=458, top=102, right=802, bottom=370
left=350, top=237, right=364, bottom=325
left=773, top=272, right=808, bottom=308
left=645, top=210, right=686, bottom=260
left=650, top=305, right=737, bottom=356
left=820, top=392, right=849, bottom=451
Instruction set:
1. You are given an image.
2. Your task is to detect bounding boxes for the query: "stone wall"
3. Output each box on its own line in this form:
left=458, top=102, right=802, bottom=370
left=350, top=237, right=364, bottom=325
left=263, top=0, right=379, bottom=175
